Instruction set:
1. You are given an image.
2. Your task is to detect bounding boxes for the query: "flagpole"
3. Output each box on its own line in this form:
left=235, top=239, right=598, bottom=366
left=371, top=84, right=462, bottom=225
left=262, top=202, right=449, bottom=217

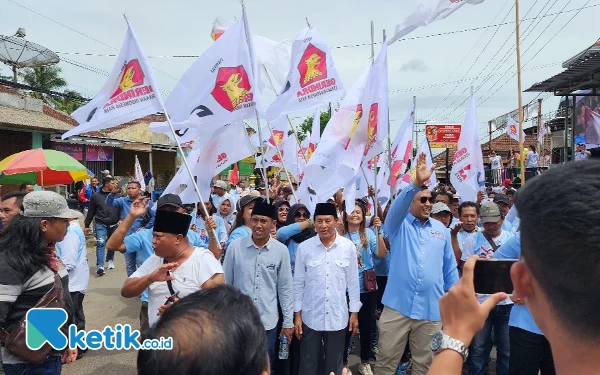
left=369, top=20, right=380, bottom=253
left=515, top=0, right=525, bottom=185
left=241, top=0, right=270, bottom=203
left=261, top=63, right=309, bottom=163
left=121, top=14, right=221, bottom=250
left=265, top=121, right=298, bottom=202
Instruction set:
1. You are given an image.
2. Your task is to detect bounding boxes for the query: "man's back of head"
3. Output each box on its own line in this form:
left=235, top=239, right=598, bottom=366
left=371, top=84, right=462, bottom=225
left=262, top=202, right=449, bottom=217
left=137, top=284, right=269, bottom=375
left=515, top=160, right=600, bottom=343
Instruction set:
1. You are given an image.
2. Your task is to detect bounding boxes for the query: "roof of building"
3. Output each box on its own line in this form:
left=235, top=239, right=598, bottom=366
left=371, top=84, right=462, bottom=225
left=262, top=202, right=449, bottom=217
left=525, top=39, right=600, bottom=95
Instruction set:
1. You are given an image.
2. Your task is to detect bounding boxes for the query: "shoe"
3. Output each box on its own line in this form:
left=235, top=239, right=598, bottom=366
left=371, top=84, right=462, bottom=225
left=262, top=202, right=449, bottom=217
left=358, top=363, right=374, bottom=375
left=107, top=260, right=115, bottom=270
left=96, top=267, right=105, bottom=276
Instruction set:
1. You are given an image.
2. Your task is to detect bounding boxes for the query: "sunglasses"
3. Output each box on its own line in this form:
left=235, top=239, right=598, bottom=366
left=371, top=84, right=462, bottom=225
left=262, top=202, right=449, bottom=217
left=294, top=211, right=310, bottom=218
left=278, top=207, right=290, bottom=212
left=419, top=196, right=436, bottom=204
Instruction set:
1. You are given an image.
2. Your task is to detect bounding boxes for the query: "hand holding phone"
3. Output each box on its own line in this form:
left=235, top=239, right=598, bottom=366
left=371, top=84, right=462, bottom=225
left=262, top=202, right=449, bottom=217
left=473, top=259, right=517, bottom=295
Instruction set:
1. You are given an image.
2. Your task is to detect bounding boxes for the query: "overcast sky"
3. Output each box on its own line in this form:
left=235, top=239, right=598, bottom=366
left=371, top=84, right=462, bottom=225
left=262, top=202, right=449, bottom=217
left=1, top=0, right=597, bottom=143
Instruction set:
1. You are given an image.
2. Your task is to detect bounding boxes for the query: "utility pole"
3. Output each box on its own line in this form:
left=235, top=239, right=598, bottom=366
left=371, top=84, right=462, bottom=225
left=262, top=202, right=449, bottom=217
left=537, top=98, right=543, bottom=156
left=488, top=120, right=493, bottom=153
left=414, top=120, right=427, bottom=151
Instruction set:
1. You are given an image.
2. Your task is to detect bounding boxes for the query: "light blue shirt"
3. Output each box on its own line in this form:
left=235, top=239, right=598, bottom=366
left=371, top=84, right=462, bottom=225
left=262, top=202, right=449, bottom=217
left=123, top=229, right=204, bottom=302
left=344, top=229, right=378, bottom=293
left=493, top=233, right=543, bottom=335
left=526, top=151, right=539, bottom=168
left=226, top=225, right=252, bottom=248
left=382, top=183, right=459, bottom=322
left=106, top=193, right=155, bottom=235
left=276, top=223, right=303, bottom=276
left=223, top=236, right=294, bottom=330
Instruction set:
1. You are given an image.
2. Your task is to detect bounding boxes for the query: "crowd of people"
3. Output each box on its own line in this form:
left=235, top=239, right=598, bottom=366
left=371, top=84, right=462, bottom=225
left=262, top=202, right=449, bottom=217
left=0, top=156, right=598, bottom=375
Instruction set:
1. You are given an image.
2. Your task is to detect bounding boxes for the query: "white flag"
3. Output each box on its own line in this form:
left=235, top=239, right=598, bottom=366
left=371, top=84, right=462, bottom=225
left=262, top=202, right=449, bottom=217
left=362, top=42, right=389, bottom=162
left=450, top=95, right=486, bottom=202
left=388, top=0, right=486, bottom=45
left=150, top=17, right=262, bottom=143
left=63, top=17, right=163, bottom=139
left=134, top=155, right=146, bottom=191
left=537, top=122, right=550, bottom=143
left=266, top=27, right=345, bottom=121
left=399, top=138, right=437, bottom=190
left=381, top=103, right=414, bottom=197
left=506, top=115, right=526, bottom=143
left=299, top=60, right=372, bottom=202
left=161, top=144, right=202, bottom=204
left=189, top=122, right=255, bottom=202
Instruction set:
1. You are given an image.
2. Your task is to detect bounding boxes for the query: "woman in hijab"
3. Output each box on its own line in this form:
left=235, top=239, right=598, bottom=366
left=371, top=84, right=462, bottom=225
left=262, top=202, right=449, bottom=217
left=144, top=171, right=154, bottom=195
left=274, top=203, right=317, bottom=375
left=273, top=200, right=290, bottom=230
left=217, top=197, right=236, bottom=231
left=224, top=196, right=261, bottom=249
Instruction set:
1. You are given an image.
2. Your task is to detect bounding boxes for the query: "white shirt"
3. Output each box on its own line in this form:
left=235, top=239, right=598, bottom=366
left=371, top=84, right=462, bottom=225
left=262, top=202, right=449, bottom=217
left=131, top=247, right=224, bottom=327
left=490, top=155, right=501, bottom=169
left=56, top=221, right=89, bottom=294
left=294, top=234, right=362, bottom=331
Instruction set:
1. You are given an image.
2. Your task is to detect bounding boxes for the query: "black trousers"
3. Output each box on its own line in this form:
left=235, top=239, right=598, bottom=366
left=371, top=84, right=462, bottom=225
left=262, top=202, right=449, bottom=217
left=69, top=291, right=86, bottom=332
left=300, top=324, right=346, bottom=375
left=140, top=301, right=149, bottom=341
left=343, top=291, right=377, bottom=363
left=376, top=276, right=388, bottom=310
left=509, top=327, right=556, bottom=375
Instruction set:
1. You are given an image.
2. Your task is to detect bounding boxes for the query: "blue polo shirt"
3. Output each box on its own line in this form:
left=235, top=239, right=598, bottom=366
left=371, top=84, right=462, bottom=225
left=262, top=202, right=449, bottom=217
left=382, top=183, right=459, bottom=322
left=493, top=233, right=543, bottom=335
left=106, top=193, right=155, bottom=235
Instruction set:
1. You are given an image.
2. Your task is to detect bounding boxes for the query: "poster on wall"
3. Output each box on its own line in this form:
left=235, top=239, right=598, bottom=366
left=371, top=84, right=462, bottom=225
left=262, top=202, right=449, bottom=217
left=51, top=143, right=113, bottom=161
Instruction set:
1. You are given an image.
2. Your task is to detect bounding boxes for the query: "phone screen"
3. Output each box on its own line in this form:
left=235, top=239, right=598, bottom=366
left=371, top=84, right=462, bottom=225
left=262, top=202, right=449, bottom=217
left=473, top=259, right=517, bottom=295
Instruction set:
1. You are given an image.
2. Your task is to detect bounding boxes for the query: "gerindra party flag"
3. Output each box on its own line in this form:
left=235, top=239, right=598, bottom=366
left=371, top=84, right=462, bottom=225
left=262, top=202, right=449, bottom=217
left=450, top=94, right=485, bottom=202
left=63, top=16, right=163, bottom=139
left=150, top=16, right=262, bottom=142
left=388, top=0, right=486, bottom=45
left=266, top=26, right=345, bottom=121
left=506, top=114, right=526, bottom=143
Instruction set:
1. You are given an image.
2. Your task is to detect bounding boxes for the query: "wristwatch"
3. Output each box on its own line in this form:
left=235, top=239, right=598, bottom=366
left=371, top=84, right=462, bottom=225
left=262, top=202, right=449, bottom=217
left=430, top=331, right=469, bottom=362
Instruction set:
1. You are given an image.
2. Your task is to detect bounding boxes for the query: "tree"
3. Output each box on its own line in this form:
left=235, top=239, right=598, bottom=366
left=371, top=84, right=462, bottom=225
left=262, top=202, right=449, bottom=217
left=53, top=90, right=85, bottom=114
left=295, top=111, right=331, bottom=142
left=20, top=66, right=67, bottom=104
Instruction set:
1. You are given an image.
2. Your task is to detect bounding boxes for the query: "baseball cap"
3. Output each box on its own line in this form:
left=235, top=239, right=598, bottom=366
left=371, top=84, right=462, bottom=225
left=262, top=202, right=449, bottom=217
left=237, top=195, right=262, bottom=211
left=157, top=194, right=184, bottom=209
left=480, top=202, right=502, bottom=223
left=212, top=180, right=227, bottom=189
left=493, top=193, right=510, bottom=205
left=503, top=178, right=512, bottom=186
left=22, top=191, right=82, bottom=219
left=101, top=170, right=110, bottom=174
left=431, top=202, right=451, bottom=215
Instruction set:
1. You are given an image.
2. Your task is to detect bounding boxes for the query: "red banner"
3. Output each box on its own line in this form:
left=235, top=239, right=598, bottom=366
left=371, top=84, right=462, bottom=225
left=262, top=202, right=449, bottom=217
left=425, top=124, right=461, bottom=149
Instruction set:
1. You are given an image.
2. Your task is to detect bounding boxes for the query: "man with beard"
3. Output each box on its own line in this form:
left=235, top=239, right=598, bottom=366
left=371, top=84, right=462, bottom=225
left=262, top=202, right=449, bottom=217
left=375, top=153, right=459, bottom=375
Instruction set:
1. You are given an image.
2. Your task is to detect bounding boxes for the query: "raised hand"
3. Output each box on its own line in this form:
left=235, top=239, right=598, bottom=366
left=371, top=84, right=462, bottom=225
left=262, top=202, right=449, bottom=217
left=372, top=216, right=382, bottom=228
left=149, top=262, right=179, bottom=283
left=129, top=197, right=149, bottom=218
left=414, top=152, right=436, bottom=187
left=450, top=222, right=462, bottom=236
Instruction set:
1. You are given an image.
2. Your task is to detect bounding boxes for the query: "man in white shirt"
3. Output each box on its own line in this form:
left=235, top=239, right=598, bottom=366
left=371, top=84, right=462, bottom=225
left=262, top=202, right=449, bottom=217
left=293, top=202, right=361, bottom=375
left=121, top=209, right=224, bottom=327
left=489, top=151, right=502, bottom=185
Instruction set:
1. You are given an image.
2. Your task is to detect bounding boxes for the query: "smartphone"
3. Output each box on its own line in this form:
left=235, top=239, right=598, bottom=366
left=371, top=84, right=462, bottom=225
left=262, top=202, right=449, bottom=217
left=473, top=259, right=517, bottom=295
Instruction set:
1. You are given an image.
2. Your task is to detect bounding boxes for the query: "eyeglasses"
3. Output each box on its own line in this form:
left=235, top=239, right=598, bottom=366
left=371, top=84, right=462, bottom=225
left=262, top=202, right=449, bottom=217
left=419, top=196, right=436, bottom=204
left=294, top=211, right=310, bottom=218
left=278, top=207, right=290, bottom=212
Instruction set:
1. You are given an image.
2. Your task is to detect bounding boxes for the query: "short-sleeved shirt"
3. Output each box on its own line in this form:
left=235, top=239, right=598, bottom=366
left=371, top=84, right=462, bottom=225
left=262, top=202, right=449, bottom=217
left=462, top=230, right=514, bottom=305
left=190, top=213, right=228, bottom=246
left=526, top=151, right=539, bottom=168
left=130, top=247, right=223, bottom=326
left=344, top=229, right=378, bottom=293
left=490, top=156, right=501, bottom=169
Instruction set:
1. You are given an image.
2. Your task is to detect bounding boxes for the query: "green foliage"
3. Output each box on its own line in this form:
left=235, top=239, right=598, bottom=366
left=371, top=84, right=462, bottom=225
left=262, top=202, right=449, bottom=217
left=20, top=66, right=67, bottom=104
left=53, top=90, right=85, bottom=114
left=294, top=111, right=331, bottom=142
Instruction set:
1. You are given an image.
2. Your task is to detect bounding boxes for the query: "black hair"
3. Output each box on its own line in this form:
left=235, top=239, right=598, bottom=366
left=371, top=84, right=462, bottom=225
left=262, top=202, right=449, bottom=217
left=436, top=190, right=454, bottom=204
left=127, top=181, right=142, bottom=189
left=458, top=201, right=480, bottom=216
left=529, top=145, right=536, bottom=153
left=1, top=191, right=26, bottom=211
left=19, top=182, right=33, bottom=191
left=102, top=176, right=114, bottom=186
left=515, top=160, right=600, bottom=341
left=198, top=196, right=217, bottom=217
left=137, top=284, right=268, bottom=375
left=0, top=215, right=53, bottom=276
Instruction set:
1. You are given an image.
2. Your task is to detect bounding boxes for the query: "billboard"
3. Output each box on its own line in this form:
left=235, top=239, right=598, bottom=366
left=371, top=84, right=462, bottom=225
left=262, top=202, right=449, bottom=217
left=425, top=124, right=461, bottom=149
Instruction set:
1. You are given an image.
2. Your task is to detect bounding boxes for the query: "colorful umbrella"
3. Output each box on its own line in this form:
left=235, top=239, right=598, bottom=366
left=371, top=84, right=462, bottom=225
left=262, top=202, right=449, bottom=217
left=0, top=149, right=91, bottom=186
